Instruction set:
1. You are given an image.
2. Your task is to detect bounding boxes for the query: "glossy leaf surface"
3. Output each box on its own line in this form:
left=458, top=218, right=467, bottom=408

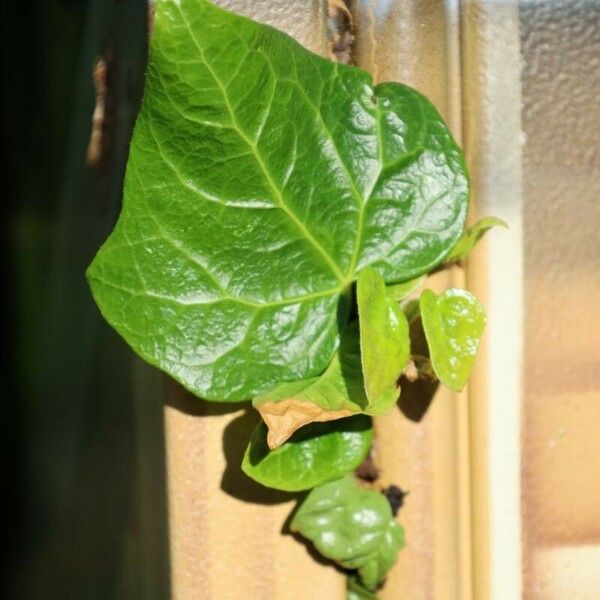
left=420, top=288, right=486, bottom=391
left=446, top=216, right=507, bottom=262
left=86, top=0, right=469, bottom=401
left=291, top=476, right=404, bottom=587
left=253, top=324, right=398, bottom=448
left=357, top=267, right=410, bottom=402
left=242, top=415, right=372, bottom=491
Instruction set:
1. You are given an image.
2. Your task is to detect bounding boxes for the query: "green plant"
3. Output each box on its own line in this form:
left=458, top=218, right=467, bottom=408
left=87, top=0, right=504, bottom=595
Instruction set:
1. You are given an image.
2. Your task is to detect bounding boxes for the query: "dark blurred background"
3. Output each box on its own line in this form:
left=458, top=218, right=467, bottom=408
left=3, top=1, right=600, bottom=599
left=1, top=1, right=168, bottom=598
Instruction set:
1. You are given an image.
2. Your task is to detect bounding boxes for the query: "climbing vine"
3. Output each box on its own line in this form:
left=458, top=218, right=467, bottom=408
left=87, top=0, right=503, bottom=596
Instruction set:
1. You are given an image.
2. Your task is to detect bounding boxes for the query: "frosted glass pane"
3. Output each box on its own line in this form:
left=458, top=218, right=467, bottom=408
left=520, top=1, right=600, bottom=597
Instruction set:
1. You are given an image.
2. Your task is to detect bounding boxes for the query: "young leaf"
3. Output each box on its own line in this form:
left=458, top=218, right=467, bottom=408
left=291, top=476, right=404, bottom=586
left=253, top=324, right=398, bottom=448
left=242, top=415, right=372, bottom=492
left=420, top=288, right=486, bottom=391
left=446, top=216, right=507, bottom=262
left=357, top=268, right=410, bottom=402
left=86, top=0, right=469, bottom=402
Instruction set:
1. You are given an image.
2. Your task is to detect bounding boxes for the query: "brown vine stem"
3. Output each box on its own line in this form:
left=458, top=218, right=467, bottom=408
left=403, top=355, right=438, bottom=383
left=326, top=0, right=355, bottom=64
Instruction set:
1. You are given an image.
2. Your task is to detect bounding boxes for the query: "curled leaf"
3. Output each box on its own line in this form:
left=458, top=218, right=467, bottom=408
left=252, top=397, right=357, bottom=450
left=242, top=415, right=372, bottom=491
left=253, top=324, right=398, bottom=448
left=419, top=288, right=486, bottom=391
left=357, top=267, right=410, bottom=402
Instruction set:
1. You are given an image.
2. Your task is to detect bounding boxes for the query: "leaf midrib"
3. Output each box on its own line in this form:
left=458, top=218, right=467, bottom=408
left=172, top=4, right=348, bottom=285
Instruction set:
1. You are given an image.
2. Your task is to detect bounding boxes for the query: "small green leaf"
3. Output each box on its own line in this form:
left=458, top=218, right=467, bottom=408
left=242, top=415, right=372, bottom=492
left=385, top=275, right=425, bottom=302
left=253, top=324, right=398, bottom=448
left=347, top=575, right=379, bottom=600
left=420, top=288, right=486, bottom=391
left=86, top=0, right=469, bottom=402
left=357, top=267, right=410, bottom=402
left=446, top=216, right=507, bottom=262
left=291, top=475, right=404, bottom=587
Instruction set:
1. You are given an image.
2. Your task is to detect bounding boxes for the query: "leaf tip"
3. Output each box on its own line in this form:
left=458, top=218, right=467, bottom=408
left=266, top=428, right=288, bottom=450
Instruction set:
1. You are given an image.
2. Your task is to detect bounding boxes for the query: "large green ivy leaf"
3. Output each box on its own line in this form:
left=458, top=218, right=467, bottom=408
left=357, top=267, right=410, bottom=402
left=86, top=0, right=469, bottom=401
left=420, top=288, right=486, bottom=391
left=291, top=476, right=404, bottom=587
left=446, top=216, right=507, bottom=262
left=253, top=324, right=397, bottom=448
left=242, top=415, right=372, bottom=491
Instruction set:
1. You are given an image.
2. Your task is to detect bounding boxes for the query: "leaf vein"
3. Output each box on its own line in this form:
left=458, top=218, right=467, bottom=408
left=90, top=274, right=340, bottom=310
left=173, top=4, right=346, bottom=284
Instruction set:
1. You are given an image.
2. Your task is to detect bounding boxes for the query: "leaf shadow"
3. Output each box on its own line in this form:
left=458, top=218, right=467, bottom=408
left=220, top=409, right=298, bottom=505
left=164, top=380, right=299, bottom=505
left=164, top=378, right=248, bottom=417
left=337, top=321, right=370, bottom=411
left=397, top=313, right=439, bottom=422
left=397, top=376, right=439, bottom=422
